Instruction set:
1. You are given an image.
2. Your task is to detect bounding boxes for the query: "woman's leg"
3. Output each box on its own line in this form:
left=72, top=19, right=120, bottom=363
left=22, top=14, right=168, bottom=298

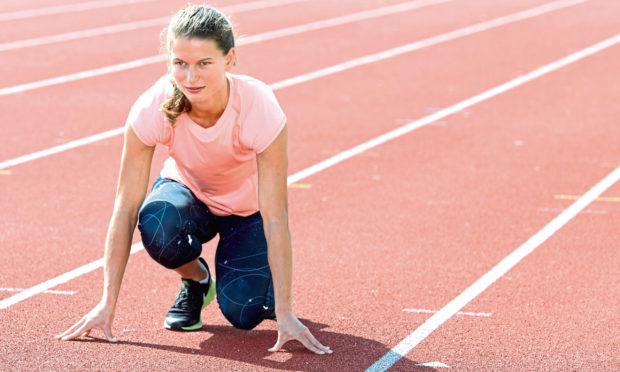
left=138, top=177, right=217, bottom=269
left=137, top=176, right=218, bottom=330
left=214, top=212, right=275, bottom=330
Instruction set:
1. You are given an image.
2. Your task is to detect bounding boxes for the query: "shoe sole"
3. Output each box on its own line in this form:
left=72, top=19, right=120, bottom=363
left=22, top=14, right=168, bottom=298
left=163, top=278, right=216, bottom=331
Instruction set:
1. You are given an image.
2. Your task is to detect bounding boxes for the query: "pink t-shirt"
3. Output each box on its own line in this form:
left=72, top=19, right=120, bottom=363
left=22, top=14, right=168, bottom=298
left=127, top=73, right=286, bottom=216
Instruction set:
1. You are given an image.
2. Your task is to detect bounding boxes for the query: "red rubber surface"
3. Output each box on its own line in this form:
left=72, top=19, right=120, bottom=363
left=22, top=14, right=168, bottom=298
left=1, top=0, right=619, bottom=370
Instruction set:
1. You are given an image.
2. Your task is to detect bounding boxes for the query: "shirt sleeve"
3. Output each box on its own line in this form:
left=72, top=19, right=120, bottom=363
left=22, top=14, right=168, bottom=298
left=240, top=80, right=287, bottom=154
left=126, top=76, right=170, bottom=147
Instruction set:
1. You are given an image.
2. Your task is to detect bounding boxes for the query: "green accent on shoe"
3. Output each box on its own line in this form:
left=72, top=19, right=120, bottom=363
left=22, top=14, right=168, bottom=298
left=203, top=278, right=216, bottom=310
left=180, top=319, right=203, bottom=331
left=163, top=318, right=203, bottom=331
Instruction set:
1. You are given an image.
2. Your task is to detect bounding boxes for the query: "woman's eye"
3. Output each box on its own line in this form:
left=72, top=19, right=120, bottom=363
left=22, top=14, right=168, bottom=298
left=174, top=61, right=185, bottom=66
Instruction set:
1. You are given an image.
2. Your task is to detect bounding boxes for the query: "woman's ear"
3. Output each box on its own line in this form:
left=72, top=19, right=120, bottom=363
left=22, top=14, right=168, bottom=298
left=225, top=48, right=237, bottom=70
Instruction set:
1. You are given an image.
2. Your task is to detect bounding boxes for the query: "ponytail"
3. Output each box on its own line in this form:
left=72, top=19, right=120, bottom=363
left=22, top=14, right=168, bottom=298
left=161, top=79, right=191, bottom=125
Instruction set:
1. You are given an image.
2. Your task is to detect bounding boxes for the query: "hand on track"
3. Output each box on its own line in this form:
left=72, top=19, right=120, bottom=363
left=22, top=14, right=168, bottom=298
left=269, top=312, right=332, bottom=355
left=55, top=300, right=117, bottom=342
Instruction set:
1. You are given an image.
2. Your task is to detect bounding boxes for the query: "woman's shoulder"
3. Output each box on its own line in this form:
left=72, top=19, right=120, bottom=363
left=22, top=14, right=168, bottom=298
left=126, top=75, right=174, bottom=147
left=127, top=75, right=172, bottom=124
left=230, top=74, right=286, bottom=153
left=134, top=75, right=174, bottom=108
left=229, top=73, right=274, bottom=100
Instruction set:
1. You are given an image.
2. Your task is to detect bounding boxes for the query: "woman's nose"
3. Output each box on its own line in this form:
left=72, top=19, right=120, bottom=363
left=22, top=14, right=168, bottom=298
left=186, top=66, right=198, bottom=83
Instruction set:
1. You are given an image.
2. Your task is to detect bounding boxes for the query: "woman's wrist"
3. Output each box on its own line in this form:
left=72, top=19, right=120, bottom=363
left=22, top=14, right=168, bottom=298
left=275, top=301, right=293, bottom=317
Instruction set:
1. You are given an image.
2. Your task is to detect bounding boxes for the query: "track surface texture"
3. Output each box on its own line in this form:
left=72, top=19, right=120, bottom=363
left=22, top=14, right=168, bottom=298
left=0, top=0, right=618, bottom=371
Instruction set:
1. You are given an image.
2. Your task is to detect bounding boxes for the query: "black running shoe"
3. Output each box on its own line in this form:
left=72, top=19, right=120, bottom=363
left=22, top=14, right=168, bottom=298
left=164, top=257, right=216, bottom=331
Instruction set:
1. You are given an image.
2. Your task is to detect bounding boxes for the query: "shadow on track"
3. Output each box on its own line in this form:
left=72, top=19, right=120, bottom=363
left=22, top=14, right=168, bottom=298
left=78, top=319, right=432, bottom=371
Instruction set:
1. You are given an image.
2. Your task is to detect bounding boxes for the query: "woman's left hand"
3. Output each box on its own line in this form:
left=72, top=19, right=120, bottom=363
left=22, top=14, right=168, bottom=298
left=268, top=312, right=332, bottom=354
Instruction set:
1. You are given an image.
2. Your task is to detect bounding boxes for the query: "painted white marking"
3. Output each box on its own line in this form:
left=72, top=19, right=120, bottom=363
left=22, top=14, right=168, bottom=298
left=539, top=207, right=607, bottom=215
left=0, top=0, right=450, bottom=95
left=0, top=127, right=125, bottom=170
left=0, top=287, right=76, bottom=295
left=0, top=1, right=609, bottom=312
left=365, top=35, right=620, bottom=372
left=0, top=18, right=169, bottom=52
left=270, top=0, right=589, bottom=90
left=416, top=362, right=451, bottom=368
left=0, top=243, right=144, bottom=309
left=403, top=308, right=492, bottom=317
left=0, top=0, right=441, bottom=51
left=237, top=0, right=451, bottom=45
left=0, top=55, right=166, bottom=97
left=0, top=36, right=615, bottom=315
left=0, top=0, right=155, bottom=22
left=0, top=0, right=587, bottom=171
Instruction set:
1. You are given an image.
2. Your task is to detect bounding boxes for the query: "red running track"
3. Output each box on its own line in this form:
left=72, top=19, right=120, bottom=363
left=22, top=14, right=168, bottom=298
left=0, top=0, right=619, bottom=370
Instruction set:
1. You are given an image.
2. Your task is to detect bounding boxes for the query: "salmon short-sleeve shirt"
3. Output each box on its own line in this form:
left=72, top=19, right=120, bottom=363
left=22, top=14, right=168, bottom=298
left=127, top=73, right=287, bottom=216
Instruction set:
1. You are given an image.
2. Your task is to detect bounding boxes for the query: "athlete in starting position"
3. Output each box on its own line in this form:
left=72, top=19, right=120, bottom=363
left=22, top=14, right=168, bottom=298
left=56, top=4, right=331, bottom=355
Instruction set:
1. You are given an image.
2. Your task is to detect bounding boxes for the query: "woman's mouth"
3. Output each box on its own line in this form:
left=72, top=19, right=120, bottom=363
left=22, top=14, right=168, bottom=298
left=185, top=86, right=204, bottom=94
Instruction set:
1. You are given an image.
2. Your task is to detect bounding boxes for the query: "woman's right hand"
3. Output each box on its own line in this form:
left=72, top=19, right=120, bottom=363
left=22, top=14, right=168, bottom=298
left=55, top=300, right=118, bottom=342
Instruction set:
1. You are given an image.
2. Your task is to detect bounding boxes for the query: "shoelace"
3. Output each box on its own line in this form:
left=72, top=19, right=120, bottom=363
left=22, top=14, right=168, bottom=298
left=172, top=284, right=201, bottom=311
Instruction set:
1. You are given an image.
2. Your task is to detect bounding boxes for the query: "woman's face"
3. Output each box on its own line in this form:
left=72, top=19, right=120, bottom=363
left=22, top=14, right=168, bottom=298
left=169, top=37, right=235, bottom=107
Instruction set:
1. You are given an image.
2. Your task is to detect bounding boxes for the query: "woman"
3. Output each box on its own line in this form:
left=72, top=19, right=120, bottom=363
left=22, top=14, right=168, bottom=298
left=56, top=4, right=331, bottom=355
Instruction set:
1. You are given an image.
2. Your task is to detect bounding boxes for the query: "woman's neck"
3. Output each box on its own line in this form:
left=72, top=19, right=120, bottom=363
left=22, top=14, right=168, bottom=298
left=188, top=78, right=230, bottom=129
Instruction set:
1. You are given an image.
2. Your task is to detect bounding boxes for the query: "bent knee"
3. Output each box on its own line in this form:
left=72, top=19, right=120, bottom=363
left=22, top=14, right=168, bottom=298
left=138, top=200, right=196, bottom=269
left=219, top=297, right=268, bottom=330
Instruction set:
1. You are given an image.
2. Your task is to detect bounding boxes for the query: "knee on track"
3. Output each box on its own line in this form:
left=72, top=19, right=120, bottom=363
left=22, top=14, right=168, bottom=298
left=138, top=200, right=199, bottom=269
left=218, top=297, right=269, bottom=330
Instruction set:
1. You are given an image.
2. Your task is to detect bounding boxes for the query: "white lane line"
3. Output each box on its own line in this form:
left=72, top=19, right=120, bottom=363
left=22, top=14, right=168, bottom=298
left=365, top=37, right=620, bottom=372
left=403, top=309, right=492, bottom=317
left=0, top=0, right=438, bottom=51
left=0, top=55, right=166, bottom=97
left=0, top=0, right=450, bottom=94
left=270, top=0, right=589, bottom=90
left=0, top=0, right=588, bottom=172
left=1, top=35, right=617, bottom=313
left=0, top=0, right=155, bottom=22
left=0, top=288, right=76, bottom=295
left=0, top=243, right=143, bottom=309
left=236, top=0, right=451, bottom=45
left=0, top=127, right=125, bottom=170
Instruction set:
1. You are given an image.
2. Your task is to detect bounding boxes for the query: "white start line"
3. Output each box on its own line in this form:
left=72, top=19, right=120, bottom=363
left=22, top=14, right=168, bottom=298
left=416, top=361, right=451, bottom=368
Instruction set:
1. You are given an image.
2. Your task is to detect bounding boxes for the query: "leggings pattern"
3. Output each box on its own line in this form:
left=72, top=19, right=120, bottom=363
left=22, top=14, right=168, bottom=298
left=138, top=176, right=274, bottom=330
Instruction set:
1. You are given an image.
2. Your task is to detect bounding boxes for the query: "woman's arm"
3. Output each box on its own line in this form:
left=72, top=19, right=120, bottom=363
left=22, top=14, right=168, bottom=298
left=257, top=125, right=331, bottom=355
left=55, top=124, right=154, bottom=342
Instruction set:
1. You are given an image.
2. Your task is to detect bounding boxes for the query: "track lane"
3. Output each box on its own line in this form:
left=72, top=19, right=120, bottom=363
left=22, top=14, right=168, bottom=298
left=0, top=0, right=608, bottom=293
left=0, top=0, right=584, bottom=162
left=0, top=0, right=178, bottom=42
left=0, top=0, right=459, bottom=161
left=390, top=41, right=620, bottom=371
left=0, top=0, right=411, bottom=85
left=0, top=0, right=618, bottom=370
left=2, top=38, right=618, bottom=369
left=0, top=0, right=158, bottom=17
left=1, top=0, right=615, bottom=301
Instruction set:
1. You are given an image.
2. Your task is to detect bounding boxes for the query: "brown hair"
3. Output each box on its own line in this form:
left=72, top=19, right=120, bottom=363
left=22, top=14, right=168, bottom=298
left=161, top=5, right=235, bottom=125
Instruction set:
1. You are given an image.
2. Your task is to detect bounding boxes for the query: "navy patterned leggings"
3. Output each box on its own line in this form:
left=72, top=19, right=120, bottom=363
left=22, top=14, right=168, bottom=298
left=137, top=176, right=275, bottom=330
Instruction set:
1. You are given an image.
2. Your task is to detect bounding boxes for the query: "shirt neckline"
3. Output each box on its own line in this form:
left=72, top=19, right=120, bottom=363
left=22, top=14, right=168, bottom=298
left=184, top=74, right=235, bottom=140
